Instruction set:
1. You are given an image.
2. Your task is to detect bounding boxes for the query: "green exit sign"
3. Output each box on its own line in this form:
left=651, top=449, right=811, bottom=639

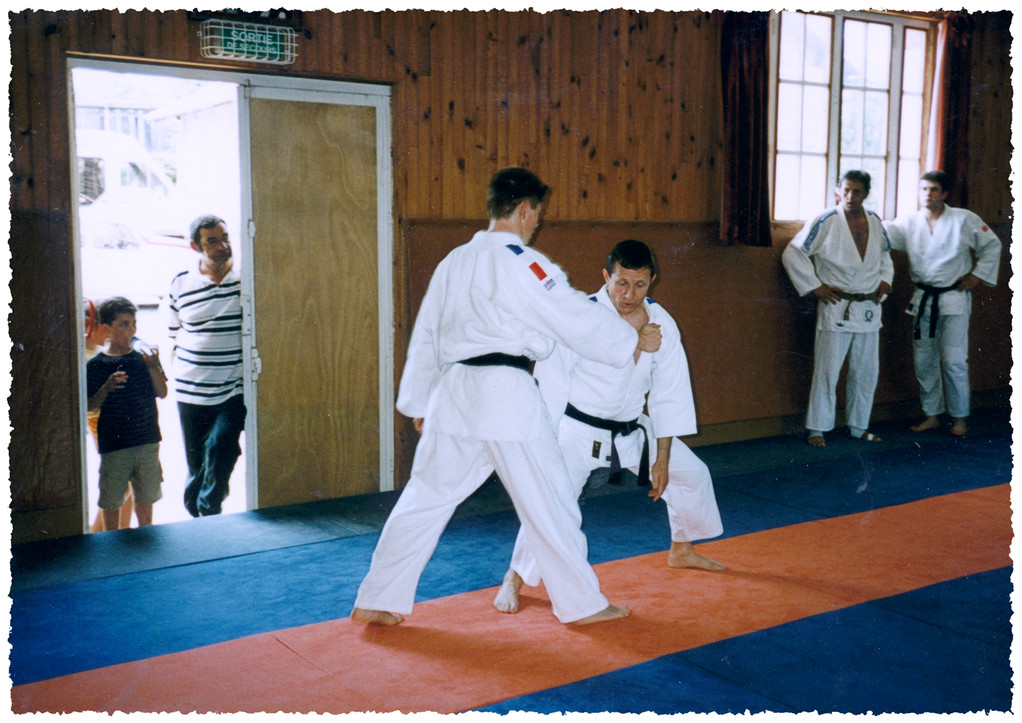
left=200, top=19, right=297, bottom=65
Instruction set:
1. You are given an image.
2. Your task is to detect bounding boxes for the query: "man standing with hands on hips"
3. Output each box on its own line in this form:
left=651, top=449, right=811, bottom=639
left=782, top=170, right=894, bottom=447
left=884, top=170, right=1002, bottom=437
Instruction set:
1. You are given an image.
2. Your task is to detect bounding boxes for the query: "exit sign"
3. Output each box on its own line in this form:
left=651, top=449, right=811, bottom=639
left=199, top=19, right=297, bottom=65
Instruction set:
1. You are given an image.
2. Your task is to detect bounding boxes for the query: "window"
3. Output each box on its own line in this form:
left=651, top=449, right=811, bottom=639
left=769, top=10, right=937, bottom=220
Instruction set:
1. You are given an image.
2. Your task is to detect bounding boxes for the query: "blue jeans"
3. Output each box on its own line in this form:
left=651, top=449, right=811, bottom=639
left=179, top=395, right=246, bottom=517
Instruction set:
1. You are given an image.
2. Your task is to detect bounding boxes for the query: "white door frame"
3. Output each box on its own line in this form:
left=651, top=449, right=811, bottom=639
left=238, top=77, right=395, bottom=499
left=68, top=57, right=395, bottom=530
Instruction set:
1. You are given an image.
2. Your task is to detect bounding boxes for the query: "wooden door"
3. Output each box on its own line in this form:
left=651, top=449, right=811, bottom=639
left=249, top=98, right=380, bottom=506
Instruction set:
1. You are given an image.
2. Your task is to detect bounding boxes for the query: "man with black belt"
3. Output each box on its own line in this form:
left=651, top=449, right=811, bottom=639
left=494, top=240, right=725, bottom=616
left=782, top=170, right=894, bottom=447
left=883, top=170, right=1001, bottom=437
left=351, top=168, right=661, bottom=627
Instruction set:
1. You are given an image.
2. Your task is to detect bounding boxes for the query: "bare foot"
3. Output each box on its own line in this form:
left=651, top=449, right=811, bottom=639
left=807, top=435, right=826, bottom=447
left=950, top=418, right=968, bottom=436
left=668, top=541, right=727, bottom=570
left=910, top=415, right=940, bottom=432
left=569, top=604, right=630, bottom=626
left=351, top=608, right=404, bottom=626
left=851, top=431, right=882, bottom=442
left=494, top=569, right=523, bottom=614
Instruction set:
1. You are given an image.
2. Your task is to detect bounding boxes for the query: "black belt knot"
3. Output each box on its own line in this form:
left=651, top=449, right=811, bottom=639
left=564, top=403, right=650, bottom=487
left=458, top=353, right=533, bottom=372
left=915, top=281, right=959, bottom=339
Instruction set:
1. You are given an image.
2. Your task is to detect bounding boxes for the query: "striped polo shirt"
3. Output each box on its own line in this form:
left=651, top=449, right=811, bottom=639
left=167, top=265, right=243, bottom=406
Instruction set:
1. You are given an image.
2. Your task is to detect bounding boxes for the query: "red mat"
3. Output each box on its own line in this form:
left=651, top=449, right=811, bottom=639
left=12, top=484, right=1011, bottom=714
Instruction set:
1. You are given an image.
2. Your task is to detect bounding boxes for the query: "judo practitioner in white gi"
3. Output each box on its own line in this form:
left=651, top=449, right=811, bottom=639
left=494, top=239, right=725, bottom=616
left=782, top=170, right=894, bottom=447
left=351, top=168, right=662, bottom=627
left=883, top=170, right=1001, bottom=437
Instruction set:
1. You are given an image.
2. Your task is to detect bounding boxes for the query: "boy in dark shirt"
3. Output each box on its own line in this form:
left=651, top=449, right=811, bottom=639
left=86, top=297, right=168, bottom=529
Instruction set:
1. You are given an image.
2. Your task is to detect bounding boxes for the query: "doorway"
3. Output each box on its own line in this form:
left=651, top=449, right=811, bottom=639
left=71, top=59, right=394, bottom=531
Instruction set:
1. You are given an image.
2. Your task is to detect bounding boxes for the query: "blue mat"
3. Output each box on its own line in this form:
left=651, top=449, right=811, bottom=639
left=481, top=568, right=1012, bottom=714
left=9, top=426, right=1013, bottom=711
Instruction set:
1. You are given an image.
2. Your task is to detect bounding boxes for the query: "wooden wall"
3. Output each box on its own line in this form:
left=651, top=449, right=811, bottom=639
left=8, top=10, right=1012, bottom=542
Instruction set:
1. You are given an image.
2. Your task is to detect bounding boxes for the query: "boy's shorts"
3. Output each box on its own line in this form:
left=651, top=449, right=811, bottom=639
left=98, top=442, right=163, bottom=509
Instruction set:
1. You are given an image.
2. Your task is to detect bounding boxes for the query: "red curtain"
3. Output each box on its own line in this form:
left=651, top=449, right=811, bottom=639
left=719, top=11, right=772, bottom=246
left=929, top=11, right=974, bottom=208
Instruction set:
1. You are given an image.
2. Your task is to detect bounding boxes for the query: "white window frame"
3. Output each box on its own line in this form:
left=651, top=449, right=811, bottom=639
left=768, top=10, right=938, bottom=221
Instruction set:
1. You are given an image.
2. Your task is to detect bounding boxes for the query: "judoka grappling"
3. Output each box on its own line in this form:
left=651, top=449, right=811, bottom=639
left=782, top=170, right=894, bottom=447
left=495, top=239, right=726, bottom=615
left=351, top=168, right=661, bottom=627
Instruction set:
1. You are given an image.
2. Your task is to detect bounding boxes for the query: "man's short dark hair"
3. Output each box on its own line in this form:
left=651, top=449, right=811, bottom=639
left=921, top=170, right=951, bottom=193
left=840, top=170, right=871, bottom=195
left=190, top=215, right=227, bottom=245
left=606, top=239, right=657, bottom=277
left=486, top=167, right=550, bottom=220
left=98, top=296, right=138, bottom=326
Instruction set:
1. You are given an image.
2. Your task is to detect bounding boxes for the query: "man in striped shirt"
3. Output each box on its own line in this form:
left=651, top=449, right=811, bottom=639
left=167, top=215, right=246, bottom=517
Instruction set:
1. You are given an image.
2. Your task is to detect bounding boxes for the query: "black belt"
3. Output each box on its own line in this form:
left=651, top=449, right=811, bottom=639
left=564, top=403, right=650, bottom=487
left=458, top=353, right=532, bottom=372
left=915, top=281, right=959, bottom=339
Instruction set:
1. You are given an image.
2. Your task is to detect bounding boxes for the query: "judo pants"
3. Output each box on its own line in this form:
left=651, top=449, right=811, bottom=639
left=806, top=329, right=879, bottom=433
left=354, top=428, right=611, bottom=624
left=913, top=308, right=970, bottom=419
left=510, top=418, right=724, bottom=588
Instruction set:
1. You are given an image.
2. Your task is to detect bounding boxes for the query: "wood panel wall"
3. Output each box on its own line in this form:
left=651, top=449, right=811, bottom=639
left=8, top=9, right=1013, bottom=542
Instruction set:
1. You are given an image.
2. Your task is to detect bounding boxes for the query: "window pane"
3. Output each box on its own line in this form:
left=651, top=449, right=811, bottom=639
left=804, top=14, right=833, bottom=84
left=779, top=11, right=806, bottom=81
left=903, top=29, right=926, bottom=93
left=800, top=155, right=828, bottom=215
left=777, top=82, right=804, bottom=152
left=897, top=158, right=920, bottom=217
left=862, top=157, right=886, bottom=213
left=899, top=93, right=923, bottom=158
left=802, top=85, right=830, bottom=153
left=863, top=90, right=889, bottom=155
left=865, top=23, right=892, bottom=89
left=843, top=20, right=866, bottom=86
left=774, top=154, right=801, bottom=219
left=841, top=89, right=864, bottom=155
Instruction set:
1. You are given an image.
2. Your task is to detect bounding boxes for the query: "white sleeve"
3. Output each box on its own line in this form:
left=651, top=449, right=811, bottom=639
left=877, top=220, right=895, bottom=287
left=533, top=342, right=579, bottom=427
left=511, top=250, right=638, bottom=368
left=646, top=311, right=697, bottom=438
left=964, top=212, right=1002, bottom=286
left=882, top=219, right=908, bottom=252
left=781, top=218, right=824, bottom=297
left=396, top=264, right=445, bottom=419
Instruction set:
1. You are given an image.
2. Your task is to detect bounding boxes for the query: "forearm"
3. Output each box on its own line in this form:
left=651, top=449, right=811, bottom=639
left=87, top=385, right=111, bottom=412
left=148, top=364, right=168, bottom=398
left=656, top=436, right=672, bottom=462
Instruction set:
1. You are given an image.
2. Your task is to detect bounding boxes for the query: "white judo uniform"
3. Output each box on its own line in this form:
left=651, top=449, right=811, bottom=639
left=507, top=288, right=723, bottom=588
left=884, top=205, right=1001, bottom=419
left=353, top=229, right=639, bottom=624
left=782, top=205, right=894, bottom=434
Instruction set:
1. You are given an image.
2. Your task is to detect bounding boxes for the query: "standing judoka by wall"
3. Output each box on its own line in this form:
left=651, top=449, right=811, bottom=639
left=883, top=170, right=1002, bottom=437
left=782, top=170, right=894, bottom=447
left=351, top=168, right=662, bottom=627
left=493, top=239, right=726, bottom=616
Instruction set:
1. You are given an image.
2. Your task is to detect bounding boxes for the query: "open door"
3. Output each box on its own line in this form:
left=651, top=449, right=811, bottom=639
left=242, top=83, right=394, bottom=507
